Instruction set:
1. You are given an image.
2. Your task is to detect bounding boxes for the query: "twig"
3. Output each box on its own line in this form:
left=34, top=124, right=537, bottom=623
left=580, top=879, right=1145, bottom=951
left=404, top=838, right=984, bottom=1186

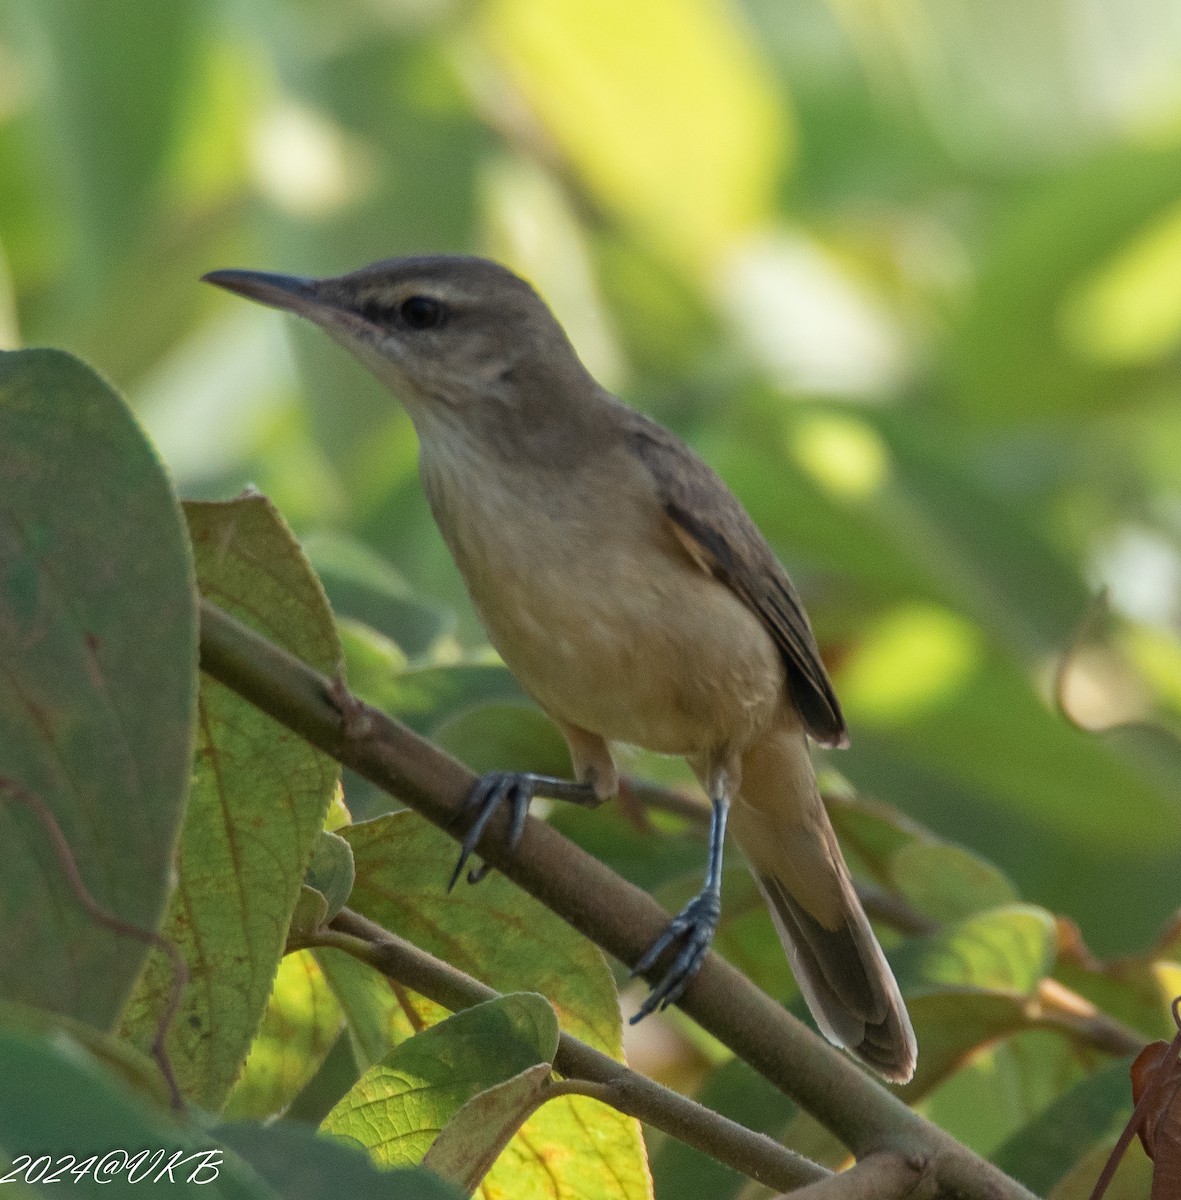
left=0, top=778, right=187, bottom=1110
left=198, top=597, right=1038, bottom=1200
left=312, top=909, right=827, bottom=1192
left=1034, top=978, right=1144, bottom=1057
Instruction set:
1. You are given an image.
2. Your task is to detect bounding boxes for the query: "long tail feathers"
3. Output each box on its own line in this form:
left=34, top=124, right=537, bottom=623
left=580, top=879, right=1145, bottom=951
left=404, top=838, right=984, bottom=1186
left=755, top=866, right=916, bottom=1082
left=732, top=727, right=917, bottom=1083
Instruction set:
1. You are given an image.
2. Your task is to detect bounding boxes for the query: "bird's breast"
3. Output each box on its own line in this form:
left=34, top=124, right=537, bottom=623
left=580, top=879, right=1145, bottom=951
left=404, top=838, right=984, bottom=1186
left=419, top=438, right=784, bottom=756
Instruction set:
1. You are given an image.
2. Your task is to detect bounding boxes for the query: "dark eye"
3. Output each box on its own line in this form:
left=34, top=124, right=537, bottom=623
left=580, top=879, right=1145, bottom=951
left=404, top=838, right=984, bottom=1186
left=400, top=295, right=443, bottom=330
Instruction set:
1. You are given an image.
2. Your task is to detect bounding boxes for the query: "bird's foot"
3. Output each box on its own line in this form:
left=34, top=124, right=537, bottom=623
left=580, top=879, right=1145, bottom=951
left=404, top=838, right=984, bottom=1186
left=629, top=889, right=721, bottom=1022
left=445, top=772, right=536, bottom=890
left=447, top=771, right=600, bottom=890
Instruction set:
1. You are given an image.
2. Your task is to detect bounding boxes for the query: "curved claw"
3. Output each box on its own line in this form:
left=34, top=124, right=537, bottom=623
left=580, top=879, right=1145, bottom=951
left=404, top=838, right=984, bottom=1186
left=447, top=772, right=535, bottom=891
left=629, top=891, right=721, bottom=1024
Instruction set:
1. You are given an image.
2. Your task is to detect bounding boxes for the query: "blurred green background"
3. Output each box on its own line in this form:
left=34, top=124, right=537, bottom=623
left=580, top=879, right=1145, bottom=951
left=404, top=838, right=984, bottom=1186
left=2, top=0, right=1180, bottom=960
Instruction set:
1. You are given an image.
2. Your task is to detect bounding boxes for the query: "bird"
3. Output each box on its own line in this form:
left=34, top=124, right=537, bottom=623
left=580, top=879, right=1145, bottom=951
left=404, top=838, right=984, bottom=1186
left=203, top=254, right=917, bottom=1082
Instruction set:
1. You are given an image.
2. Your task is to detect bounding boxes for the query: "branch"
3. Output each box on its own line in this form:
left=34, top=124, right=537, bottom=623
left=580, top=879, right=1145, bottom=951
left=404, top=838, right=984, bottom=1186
left=198, top=597, right=1038, bottom=1200
left=310, top=908, right=827, bottom=1193
left=770, top=1153, right=923, bottom=1200
left=625, top=776, right=1144, bottom=1058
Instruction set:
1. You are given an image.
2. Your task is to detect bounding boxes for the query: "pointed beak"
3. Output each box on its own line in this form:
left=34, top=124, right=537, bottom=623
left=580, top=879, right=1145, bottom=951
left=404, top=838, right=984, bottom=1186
left=201, top=269, right=321, bottom=316
left=202, top=267, right=380, bottom=349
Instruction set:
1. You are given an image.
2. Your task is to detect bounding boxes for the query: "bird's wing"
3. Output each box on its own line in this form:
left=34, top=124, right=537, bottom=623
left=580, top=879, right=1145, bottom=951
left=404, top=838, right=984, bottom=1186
left=627, top=416, right=848, bottom=748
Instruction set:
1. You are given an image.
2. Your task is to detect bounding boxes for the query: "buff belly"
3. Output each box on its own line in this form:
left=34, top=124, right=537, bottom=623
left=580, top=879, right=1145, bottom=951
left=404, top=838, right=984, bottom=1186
left=446, top=498, right=784, bottom=757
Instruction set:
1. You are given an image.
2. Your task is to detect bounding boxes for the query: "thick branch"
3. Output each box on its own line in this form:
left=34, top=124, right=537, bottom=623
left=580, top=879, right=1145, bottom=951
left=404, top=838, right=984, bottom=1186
left=198, top=598, right=1037, bottom=1200
left=770, top=1153, right=923, bottom=1200
left=626, top=778, right=1144, bottom=1057
left=313, top=908, right=827, bottom=1193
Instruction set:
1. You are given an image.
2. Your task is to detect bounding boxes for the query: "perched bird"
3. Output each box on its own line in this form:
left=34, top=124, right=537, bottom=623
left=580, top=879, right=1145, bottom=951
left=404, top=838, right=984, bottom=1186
left=204, top=255, right=917, bottom=1082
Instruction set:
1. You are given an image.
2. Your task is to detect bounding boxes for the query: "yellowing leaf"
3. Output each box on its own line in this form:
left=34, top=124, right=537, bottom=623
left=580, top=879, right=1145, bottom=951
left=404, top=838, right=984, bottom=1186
left=121, top=495, right=341, bottom=1109
left=223, top=951, right=344, bottom=1121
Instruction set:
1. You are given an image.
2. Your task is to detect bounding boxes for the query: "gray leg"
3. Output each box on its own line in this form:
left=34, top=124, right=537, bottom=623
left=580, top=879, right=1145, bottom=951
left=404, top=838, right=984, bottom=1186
left=629, top=769, right=731, bottom=1021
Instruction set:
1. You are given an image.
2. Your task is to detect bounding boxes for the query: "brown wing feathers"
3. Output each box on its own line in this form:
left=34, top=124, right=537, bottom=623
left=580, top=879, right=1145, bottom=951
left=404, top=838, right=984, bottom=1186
left=629, top=423, right=849, bottom=749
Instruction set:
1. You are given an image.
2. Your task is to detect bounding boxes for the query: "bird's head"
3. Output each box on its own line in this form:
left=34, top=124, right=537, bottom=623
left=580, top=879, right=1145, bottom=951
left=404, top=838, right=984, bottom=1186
left=203, top=255, right=588, bottom=423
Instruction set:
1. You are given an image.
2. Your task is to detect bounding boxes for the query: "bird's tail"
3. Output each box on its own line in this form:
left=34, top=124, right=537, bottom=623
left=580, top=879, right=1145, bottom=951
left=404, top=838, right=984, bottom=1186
left=729, top=723, right=916, bottom=1083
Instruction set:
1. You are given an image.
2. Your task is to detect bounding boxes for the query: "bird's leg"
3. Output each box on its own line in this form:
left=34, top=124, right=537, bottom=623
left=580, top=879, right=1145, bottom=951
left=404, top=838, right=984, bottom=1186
left=629, top=767, right=731, bottom=1022
left=448, top=772, right=601, bottom=890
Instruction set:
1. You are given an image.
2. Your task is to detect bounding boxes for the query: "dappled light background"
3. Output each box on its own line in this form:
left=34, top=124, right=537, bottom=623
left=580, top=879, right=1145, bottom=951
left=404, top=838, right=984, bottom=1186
left=4, top=0, right=1181, bottom=1091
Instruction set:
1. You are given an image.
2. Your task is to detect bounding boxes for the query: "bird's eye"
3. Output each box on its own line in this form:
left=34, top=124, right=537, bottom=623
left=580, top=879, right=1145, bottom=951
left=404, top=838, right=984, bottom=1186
left=400, top=295, right=443, bottom=330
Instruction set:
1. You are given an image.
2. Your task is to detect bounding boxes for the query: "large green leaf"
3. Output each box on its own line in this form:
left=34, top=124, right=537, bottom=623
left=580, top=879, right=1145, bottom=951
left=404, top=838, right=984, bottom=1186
left=423, top=1064, right=555, bottom=1193
left=322, top=993, right=559, bottom=1165
left=893, top=904, right=1058, bottom=996
left=0, top=1029, right=273, bottom=1200
left=342, top=812, right=621, bottom=1050
left=121, top=495, right=341, bottom=1108
left=216, top=1122, right=463, bottom=1200
left=341, top=812, right=652, bottom=1198
left=0, top=348, right=195, bottom=1030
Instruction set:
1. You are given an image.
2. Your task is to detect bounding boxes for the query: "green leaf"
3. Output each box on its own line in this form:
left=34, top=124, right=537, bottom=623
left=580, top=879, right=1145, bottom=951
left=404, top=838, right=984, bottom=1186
left=0, top=348, right=195, bottom=1030
left=991, top=1055, right=1136, bottom=1196
left=289, top=888, right=331, bottom=942
left=0, top=999, right=170, bottom=1108
left=321, top=993, right=559, bottom=1166
left=222, top=951, right=344, bottom=1122
left=121, top=494, right=341, bottom=1109
left=890, top=841, right=1019, bottom=924
left=304, top=831, right=355, bottom=926
left=216, top=1121, right=464, bottom=1200
left=340, top=813, right=652, bottom=1197
left=342, top=812, right=621, bottom=1052
left=899, top=991, right=1035, bottom=1101
left=0, top=1028, right=275, bottom=1199
left=919, top=1029, right=1088, bottom=1158
left=483, top=1089, right=654, bottom=1200
left=893, top=904, right=1058, bottom=996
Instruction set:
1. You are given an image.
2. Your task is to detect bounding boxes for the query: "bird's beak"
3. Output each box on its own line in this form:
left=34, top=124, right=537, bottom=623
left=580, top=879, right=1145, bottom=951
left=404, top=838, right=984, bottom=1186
left=201, top=269, right=321, bottom=314
left=202, top=268, right=377, bottom=344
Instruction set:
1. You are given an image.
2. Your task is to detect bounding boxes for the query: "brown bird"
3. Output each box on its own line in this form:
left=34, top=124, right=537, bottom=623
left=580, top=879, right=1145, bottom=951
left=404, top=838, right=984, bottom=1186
left=204, top=255, right=917, bottom=1082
